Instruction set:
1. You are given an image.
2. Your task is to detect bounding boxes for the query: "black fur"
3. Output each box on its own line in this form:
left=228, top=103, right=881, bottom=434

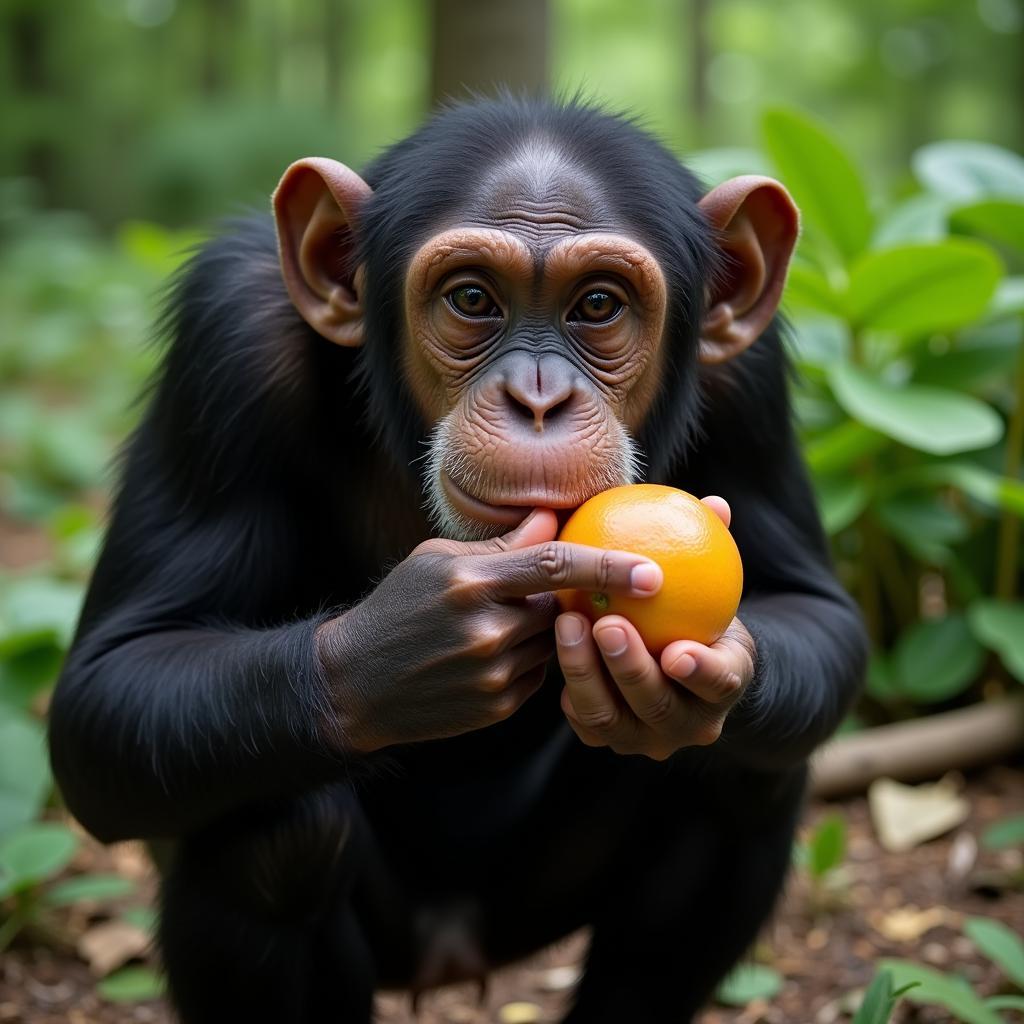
left=49, top=97, right=866, bottom=1022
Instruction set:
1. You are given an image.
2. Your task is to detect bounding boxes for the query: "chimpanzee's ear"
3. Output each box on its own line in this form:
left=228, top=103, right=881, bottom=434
left=273, top=158, right=372, bottom=347
left=697, top=176, right=799, bottom=365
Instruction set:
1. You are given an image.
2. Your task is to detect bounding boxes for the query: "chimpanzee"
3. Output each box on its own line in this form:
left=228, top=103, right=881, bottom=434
left=49, top=97, right=867, bottom=1022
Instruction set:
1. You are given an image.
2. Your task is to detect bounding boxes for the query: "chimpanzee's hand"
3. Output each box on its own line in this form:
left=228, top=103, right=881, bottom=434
left=554, top=497, right=756, bottom=761
left=316, top=508, right=663, bottom=753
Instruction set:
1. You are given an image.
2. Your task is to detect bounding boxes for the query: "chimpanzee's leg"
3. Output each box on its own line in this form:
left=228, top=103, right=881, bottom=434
left=562, top=764, right=805, bottom=1024
left=159, top=784, right=383, bottom=1024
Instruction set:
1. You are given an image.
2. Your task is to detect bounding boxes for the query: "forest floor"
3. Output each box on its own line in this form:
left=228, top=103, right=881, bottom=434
left=1, top=765, right=1021, bottom=1024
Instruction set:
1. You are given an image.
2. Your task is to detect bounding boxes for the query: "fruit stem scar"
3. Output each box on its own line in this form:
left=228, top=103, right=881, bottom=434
left=590, top=592, right=610, bottom=612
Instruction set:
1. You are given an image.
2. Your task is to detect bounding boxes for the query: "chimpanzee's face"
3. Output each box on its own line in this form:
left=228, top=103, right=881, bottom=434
left=402, top=146, right=668, bottom=540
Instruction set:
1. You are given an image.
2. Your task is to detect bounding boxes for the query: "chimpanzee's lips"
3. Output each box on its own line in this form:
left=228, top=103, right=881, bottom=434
left=440, top=471, right=577, bottom=527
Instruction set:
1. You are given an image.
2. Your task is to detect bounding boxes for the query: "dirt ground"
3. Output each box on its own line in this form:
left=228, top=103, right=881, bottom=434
left=1, top=765, right=1021, bottom=1024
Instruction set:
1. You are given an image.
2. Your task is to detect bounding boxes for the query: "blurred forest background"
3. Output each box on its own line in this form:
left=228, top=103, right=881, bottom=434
left=2, top=1, right=1024, bottom=1021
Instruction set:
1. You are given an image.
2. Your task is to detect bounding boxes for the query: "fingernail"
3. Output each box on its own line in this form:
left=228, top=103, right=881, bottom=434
left=596, top=626, right=628, bottom=657
left=630, top=562, right=662, bottom=594
left=668, top=653, right=696, bottom=678
left=556, top=616, right=584, bottom=646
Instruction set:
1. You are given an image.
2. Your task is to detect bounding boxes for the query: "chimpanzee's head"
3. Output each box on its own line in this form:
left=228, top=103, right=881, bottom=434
left=273, top=97, right=798, bottom=540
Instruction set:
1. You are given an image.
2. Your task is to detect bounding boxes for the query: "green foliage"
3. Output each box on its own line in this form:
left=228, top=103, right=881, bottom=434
left=852, top=970, right=919, bottom=1024
left=807, top=813, right=847, bottom=880
left=981, top=814, right=1024, bottom=850
left=97, top=966, right=165, bottom=1003
left=759, top=106, right=1024, bottom=708
left=963, top=917, right=1024, bottom=989
left=715, top=963, right=784, bottom=1007
left=878, top=961, right=1003, bottom=1024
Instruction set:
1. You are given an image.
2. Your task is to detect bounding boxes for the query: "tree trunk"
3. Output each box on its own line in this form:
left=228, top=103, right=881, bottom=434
left=431, top=0, right=549, bottom=106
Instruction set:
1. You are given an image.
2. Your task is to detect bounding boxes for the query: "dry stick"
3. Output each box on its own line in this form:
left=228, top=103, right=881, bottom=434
left=810, top=694, right=1024, bottom=799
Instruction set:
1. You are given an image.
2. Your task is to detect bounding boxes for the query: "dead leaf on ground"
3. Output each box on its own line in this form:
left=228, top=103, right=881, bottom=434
left=76, top=921, right=151, bottom=977
left=868, top=776, right=970, bottom=852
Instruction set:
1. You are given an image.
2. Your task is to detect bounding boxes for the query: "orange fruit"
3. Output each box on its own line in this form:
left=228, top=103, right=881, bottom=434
left=556, top=484, right=743, bottom=655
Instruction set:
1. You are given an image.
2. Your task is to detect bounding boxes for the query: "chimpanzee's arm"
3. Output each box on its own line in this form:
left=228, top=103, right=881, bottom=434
left=49, top=221, right=352, bottom=842
left=685, top=328, right=869, bottom=771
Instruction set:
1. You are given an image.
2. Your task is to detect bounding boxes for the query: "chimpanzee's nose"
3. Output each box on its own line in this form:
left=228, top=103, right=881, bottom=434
left=501, top=353, right=578, bottom=432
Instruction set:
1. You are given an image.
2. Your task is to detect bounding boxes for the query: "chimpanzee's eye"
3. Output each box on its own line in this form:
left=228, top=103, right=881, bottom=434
left=570, top=290, right=622, bottom=325
left=447, top=286, right=500, bottom=318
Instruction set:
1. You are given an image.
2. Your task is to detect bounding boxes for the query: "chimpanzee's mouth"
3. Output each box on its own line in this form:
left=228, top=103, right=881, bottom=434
left=440, top=471, right=581, bottom=528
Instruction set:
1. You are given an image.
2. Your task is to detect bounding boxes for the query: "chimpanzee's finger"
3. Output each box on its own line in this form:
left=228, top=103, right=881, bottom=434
left=555, top=613, right=640, bottom=748
left=591, top=616, right=688, bottom=735
left=485, top=541, right=662, bottom=599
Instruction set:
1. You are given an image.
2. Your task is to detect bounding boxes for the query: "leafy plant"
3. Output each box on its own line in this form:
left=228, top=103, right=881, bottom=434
left=852, top=969, right=919, bottom=1024
left=758, top=109, right=1024, bottom=709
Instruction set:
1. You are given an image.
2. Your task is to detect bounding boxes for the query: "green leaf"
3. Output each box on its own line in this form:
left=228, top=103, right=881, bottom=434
left=715, top=963, right=784, bottom=1006
left=867, top=653, right=900, bottom=702
left=0, top=714, right=51, bottom=835
left=873, top=194, right=949, bottom=248
left=931, top=463, right=1024, bottom=517
left=813, top=475, right=869, bottom=534
left=893, top=614, right=985, bottom=703
left=0, top=641, right=63, bottom=710
left=981, top=814, right=1024, bottom=850
left=914, top=141, right=1024, bottom=202
left=44, top=873, right=137, bottom=908
left=968, top=601, right=1024, bottom=683
left=986, top=995, right=1024, bottom=1011
left=853, top=969, right=904, bottom=1024
left=879, top=960, right=1002, bottom=1024
left=687, top=148, right=770, bottom=187
left=808, top=814, right=846, bottom=878
left=0, top=577, right=84, bottom=652
left=913, top=342, right=1020, bottom=392
left=991, top=276, right=1024, bottom=319
left=805, top=421, right=888, bottom=475
left=0, top=822, right=78, bottom=891
left=97, top=965, right=165, bottom=1003
left=876, top=494, right=969, bottom=548
left=762, top=108, right=872, bottom=264
left=952, top=199, right=1024, bottom=251
left=845, top=240, right=1002, bottom=334
left=784, top=264, right=843, bottom=316
left=828, top=364, right=1003, bottom=456
left=964, top=917, right=1024, bottom=987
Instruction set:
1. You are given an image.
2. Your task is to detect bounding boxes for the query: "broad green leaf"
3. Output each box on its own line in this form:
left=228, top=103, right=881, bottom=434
left=45, top=873, right=137, bottom=908
left=952, top=199, right=1024, bottom=251
left=0, top=822, right=78, bottom=891
left=805, top=421, right=888, bottom=475
left=687, top=148, right=770, bottom=187
left=0, top=577, right=84, bottom=652
left=929, top=463, right=1024, bottom=517
left=97, top=965, right=165, bottom=1003
left=845, top=240, right=1002, bottom=334
left=784, top=264, right=843, bottom=316
left=813, top=476, right=869, bottom=534
left=964, top=917, right=1024, bottom=987
left=981, top=814, right=1024, bottom=850
left=715, top=963, right=784, bottom=1006
left=880, top=960, right=1002, bottom=1024
left=876, top=494, right=969, bottom=547
left=789, top=316, right=849, bottom=370
left=762, top=108, right=872, bottom=264
left=968, top=601, right=1024, bottom=682
left=914, top=141, right=1024, bottom=202
left=873, top=194, right=949, bottom=248
left=893, top=614, right=985, bottom=703
left=808, top=814, right=846, bottom=878
left=0, top=714, right=51, bottom=835
left=828, top=364, right=1002, bottom=456
left=990, top=276, right=1024, bottom=318
left=913, top=343, right=1019, bottom=391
